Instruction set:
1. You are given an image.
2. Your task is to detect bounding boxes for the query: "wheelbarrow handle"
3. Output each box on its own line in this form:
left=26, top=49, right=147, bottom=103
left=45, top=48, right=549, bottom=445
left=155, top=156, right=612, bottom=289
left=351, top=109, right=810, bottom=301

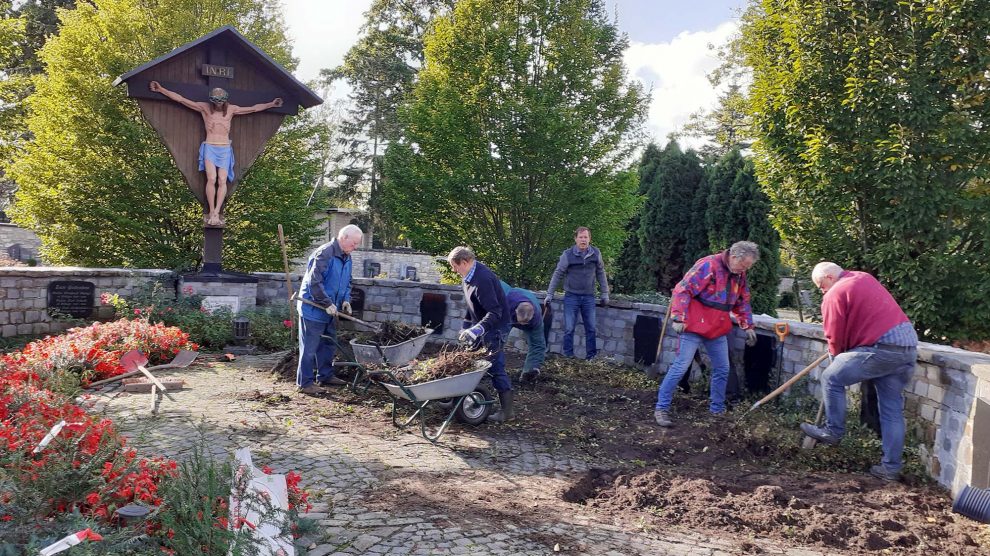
left=292, top=294, right=381, bottom=331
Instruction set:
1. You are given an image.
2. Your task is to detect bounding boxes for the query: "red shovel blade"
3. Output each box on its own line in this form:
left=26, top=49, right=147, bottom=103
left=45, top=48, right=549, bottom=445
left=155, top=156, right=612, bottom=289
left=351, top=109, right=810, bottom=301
left=119, top=350, right=149, bottom=373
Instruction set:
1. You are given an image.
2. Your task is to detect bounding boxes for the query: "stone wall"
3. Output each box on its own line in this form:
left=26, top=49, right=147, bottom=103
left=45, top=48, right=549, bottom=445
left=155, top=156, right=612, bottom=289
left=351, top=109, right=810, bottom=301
left=0, top=223, right=43, bottom=263
left=349, top=249, right=443, bottom=283
left=0, top=267, right=174, bottom=337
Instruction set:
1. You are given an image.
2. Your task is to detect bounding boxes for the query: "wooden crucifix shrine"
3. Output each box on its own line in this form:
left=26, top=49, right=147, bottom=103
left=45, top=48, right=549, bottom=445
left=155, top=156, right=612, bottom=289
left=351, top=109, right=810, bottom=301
left=114, top=26, right=322, bottom=275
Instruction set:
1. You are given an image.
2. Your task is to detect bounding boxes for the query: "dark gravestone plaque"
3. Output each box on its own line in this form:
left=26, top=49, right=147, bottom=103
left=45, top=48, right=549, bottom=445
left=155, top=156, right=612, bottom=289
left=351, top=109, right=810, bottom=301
left=47, top=280, right=95, bottom=318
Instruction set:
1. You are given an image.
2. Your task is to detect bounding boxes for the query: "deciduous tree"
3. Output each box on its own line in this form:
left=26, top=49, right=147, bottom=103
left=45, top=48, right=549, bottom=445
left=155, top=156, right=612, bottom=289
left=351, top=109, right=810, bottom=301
left=739, top=0, right=990, bottom=339
left=381, top=0, right=647, bottom=286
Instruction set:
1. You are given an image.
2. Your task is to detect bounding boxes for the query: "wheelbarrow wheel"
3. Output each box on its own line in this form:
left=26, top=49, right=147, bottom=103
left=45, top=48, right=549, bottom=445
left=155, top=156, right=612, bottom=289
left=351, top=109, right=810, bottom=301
left=455, top=378, right=495, bottom=425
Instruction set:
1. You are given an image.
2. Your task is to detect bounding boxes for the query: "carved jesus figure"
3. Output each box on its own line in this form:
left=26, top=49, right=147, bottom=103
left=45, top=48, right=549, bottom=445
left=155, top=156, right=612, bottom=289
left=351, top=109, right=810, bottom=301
left=149, top=81, right=283, bottom=226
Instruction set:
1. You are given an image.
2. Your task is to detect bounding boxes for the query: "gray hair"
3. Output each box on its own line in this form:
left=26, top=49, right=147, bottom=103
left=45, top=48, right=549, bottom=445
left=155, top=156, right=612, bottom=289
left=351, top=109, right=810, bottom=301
left=729, top=241, right=760, bottom=262
left=812, top=262, right=843, bottom=286
left=447, top=246, right=476, bottom=265
left=337, top=224, right=363, bottom=241
left=515, top=301, right=535, bottom=324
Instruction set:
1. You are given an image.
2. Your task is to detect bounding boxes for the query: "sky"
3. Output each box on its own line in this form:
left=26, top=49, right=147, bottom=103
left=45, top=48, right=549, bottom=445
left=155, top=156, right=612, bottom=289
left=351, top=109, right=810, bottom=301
left=280, top=0, right=748, bottom=148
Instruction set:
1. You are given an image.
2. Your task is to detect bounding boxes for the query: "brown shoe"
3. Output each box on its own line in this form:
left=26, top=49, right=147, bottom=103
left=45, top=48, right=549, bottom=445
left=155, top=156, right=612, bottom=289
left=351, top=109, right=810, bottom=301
left=297, top=384, right=325, bottom=395
left=318, top=377, right=347, bottom=387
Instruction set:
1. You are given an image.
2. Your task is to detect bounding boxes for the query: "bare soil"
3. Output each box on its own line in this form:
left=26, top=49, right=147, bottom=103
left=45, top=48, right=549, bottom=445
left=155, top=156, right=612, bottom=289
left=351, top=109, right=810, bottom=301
left=271, top=344, right=989, bottom=554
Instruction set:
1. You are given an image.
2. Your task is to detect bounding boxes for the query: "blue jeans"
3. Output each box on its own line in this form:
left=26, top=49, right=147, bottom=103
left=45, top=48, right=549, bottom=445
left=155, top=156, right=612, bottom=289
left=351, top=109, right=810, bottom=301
left=562, top=293, right=597, bottom=359
left=821, top=346, right=916, bottom=472
left=655, top=332, right=730, bottom=414
left=483, top=329, right=511, bottom=393
left=296, top=317, right=337, bottom=387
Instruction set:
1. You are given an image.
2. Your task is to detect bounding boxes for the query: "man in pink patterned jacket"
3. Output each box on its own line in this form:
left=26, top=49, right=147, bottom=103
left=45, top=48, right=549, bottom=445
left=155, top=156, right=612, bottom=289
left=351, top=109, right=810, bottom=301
left=654, top=241, right=760, bottom=428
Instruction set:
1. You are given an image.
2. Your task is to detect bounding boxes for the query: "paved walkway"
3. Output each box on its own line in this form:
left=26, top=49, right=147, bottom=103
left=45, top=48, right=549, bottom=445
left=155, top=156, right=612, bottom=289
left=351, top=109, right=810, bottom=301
left=86, top=354, right=839, bottom=556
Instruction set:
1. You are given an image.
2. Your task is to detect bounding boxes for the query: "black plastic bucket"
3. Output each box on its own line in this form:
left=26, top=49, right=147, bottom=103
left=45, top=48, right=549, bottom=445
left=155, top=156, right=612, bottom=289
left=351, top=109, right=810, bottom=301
left=952, top=485, right=990, bottom=523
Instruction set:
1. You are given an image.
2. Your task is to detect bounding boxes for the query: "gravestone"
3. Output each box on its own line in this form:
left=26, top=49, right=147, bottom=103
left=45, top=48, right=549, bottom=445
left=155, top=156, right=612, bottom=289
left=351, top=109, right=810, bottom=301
left=47, top=281, right=95, bottom=319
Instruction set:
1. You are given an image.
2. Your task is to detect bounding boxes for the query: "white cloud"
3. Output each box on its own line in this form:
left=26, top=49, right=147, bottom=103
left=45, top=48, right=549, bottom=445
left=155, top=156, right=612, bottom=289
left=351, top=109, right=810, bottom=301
left=624, top=21, right=739, bottom=151
left=281, top=0, right=372, bottom=95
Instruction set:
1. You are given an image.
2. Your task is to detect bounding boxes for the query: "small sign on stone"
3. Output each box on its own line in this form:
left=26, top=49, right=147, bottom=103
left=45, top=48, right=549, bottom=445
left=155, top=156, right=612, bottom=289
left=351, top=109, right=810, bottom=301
left=47, top=280, right=95, bottom=318
left=202, top=295, right=240, bottom=314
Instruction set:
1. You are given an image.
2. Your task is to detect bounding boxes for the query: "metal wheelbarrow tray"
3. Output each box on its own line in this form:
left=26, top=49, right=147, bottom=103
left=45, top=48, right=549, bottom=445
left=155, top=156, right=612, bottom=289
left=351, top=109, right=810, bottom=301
left=378, top=360, right=493, bottom=442
left=350, top=327, right=434, bottom=367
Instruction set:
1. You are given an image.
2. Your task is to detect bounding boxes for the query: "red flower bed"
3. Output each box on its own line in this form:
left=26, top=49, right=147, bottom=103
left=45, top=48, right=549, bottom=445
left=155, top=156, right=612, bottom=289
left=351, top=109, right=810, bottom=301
left=0, top=319, right=198, bottom=389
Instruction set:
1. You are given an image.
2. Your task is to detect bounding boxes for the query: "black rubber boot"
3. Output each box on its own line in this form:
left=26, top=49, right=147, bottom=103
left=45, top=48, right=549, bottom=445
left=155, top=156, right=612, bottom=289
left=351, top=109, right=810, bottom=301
left=488, top=390, right=516, bottom=423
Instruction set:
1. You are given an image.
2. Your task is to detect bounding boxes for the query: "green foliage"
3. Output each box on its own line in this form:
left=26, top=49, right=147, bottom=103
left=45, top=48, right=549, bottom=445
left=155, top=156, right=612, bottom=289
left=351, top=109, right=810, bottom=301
left=614, top=144, right=659, bottom=293
left=380, top=0, right=647, bottom=287
left=324, top=0, right=456, bottom=245
left=739, top=0, right=990, bottom=340
left=705, top=150, right=780, bottom=315
left=4, top=0, right=322, bottom=272
left=107, top=280, right=294, bottom=350
left=638, top=141, right=704, bottom=292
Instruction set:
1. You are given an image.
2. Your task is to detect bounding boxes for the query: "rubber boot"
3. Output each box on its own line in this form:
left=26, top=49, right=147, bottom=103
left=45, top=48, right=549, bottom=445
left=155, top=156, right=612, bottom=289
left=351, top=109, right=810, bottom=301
left=488, top=390, right=516, bottom=423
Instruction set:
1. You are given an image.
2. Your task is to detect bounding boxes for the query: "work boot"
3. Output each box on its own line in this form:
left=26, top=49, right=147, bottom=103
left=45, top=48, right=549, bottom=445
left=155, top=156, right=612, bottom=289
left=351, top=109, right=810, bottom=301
left=800, top=423, right=841, bottom=445
left=488, top=390, right=516, bottom=423
left=519, top=368, right=541, bottom=384
left=318, top=376, right=347, bottom=387
left=297, top=384, right=325, bottom=395
left=654, top=409, right=673, bottom=428
left=869, top=464, right=901, bottom=482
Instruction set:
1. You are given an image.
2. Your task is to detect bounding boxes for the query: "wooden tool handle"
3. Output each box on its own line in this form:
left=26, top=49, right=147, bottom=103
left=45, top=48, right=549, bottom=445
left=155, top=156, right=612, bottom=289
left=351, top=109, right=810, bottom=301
left=751, top=352, right=829, bottom=410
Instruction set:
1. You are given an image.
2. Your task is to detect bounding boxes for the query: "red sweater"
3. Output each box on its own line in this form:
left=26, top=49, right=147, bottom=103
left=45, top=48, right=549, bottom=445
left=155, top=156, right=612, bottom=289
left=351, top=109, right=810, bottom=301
left=821, top=271, right=910, bottom=355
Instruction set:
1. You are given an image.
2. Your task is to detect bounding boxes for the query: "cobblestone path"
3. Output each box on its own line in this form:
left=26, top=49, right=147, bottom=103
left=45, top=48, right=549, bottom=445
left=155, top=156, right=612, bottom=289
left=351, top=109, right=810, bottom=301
left=87, top=354, right=839, bottom=556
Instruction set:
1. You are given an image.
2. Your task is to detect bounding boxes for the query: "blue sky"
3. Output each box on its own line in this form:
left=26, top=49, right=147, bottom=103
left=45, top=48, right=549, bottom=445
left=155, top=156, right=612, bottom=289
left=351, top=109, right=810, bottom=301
left=281, top=0, right=749, bottom=147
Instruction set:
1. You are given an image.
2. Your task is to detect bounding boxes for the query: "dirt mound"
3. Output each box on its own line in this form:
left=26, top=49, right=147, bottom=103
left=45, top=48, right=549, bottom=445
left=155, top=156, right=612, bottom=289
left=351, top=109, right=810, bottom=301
left=564, top=467, right=981, bottom=553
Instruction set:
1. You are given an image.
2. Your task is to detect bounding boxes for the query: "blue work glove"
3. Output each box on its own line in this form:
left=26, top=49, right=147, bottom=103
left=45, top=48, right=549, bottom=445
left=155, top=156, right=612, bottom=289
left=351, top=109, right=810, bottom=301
left=458, top=324, right=485, bottom=344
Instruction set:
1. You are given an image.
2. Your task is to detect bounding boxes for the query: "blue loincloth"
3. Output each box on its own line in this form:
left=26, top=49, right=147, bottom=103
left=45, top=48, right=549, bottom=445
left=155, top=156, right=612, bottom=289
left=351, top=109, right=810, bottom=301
left=198, top=142, right=236, bottom=182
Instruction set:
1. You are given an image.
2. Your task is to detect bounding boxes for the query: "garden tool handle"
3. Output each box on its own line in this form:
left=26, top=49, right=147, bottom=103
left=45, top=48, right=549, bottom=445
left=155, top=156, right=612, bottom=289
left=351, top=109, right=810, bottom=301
left=747, top=353, right=829, bottom=413
left=774, top=322, right=789, bottom=343
left=292, top=294, right=380, bottom=331
left=655, top=303, right=673, bottom=362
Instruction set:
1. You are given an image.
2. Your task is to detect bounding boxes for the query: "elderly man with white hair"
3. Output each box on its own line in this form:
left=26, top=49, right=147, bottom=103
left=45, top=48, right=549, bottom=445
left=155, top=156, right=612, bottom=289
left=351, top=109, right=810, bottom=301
left=800, top=262, right=918, bottom=482
left=295, top=224, right=363, bottom=395
left=654, top=240, right=761, bottom=428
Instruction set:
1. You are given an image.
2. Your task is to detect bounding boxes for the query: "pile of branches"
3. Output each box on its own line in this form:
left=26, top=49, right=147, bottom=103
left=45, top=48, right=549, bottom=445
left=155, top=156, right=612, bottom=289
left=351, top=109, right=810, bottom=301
left=351, top=321, right=428, bottom=346
left=400, top=348, right=487, bottom=385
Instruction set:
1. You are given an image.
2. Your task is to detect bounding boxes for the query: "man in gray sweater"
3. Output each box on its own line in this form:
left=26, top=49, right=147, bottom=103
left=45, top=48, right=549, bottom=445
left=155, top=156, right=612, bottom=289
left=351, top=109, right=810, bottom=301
left=545, top=227, right=609, bottom=359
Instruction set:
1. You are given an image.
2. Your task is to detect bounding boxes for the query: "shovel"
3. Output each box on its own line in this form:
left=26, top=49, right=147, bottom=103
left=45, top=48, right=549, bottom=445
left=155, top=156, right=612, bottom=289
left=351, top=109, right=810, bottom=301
left=87, top=349, right=199, bottom=388
left=292, top=294, right=382, bottom=332
left=743, top=352, right=829, bottom=416
left=645, top=304, right=673, bottom=380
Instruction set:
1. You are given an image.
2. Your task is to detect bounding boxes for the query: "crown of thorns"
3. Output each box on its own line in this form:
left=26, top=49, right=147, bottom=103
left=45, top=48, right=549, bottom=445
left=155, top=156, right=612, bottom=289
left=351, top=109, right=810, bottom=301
left=209, top=90, right=229, bottom=104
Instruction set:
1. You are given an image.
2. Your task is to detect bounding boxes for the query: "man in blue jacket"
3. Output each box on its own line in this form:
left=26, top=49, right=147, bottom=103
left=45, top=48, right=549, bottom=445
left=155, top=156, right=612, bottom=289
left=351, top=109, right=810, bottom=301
left=500, top=281, right=547, bottom=383
left=447, top=246, right=515, bottom=422
left=296, top=224, right=363, bottom=394
left=545, top=227, right=609, bottom=359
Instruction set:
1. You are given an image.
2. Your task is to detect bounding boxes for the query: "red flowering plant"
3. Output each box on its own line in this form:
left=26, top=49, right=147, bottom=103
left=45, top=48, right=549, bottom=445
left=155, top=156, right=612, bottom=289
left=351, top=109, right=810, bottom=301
left=0, top=318, right=198, bottom=396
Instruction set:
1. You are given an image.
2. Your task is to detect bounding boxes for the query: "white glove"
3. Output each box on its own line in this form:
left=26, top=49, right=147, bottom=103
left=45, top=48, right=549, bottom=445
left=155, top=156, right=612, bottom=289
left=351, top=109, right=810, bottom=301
left=459, top=324, right=484, bottom=343
left=341, top=301, right=352, bottom=314
left=671, top=321, right=686, bottom=334
left=325, top=303, right=337, bottom=317
left=745, top=328, right=758, bottom=347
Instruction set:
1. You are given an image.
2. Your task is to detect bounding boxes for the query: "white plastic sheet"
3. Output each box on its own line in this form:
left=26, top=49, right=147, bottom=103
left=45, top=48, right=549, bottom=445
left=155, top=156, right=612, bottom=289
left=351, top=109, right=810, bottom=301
left=229, top=448, right=294, bottom=556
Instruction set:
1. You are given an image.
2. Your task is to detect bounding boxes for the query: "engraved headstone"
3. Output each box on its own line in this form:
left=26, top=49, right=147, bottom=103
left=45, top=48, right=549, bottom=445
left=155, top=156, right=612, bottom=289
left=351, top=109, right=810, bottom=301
left=47, top=281, right=95, bottom=318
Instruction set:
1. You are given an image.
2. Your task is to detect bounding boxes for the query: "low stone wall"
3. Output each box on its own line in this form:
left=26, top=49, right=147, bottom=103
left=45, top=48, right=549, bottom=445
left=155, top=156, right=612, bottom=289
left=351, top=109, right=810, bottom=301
left=2, top=268, right=989, bottom=493
left=350, top=249, right=443, bottom=283
left=0, top=267, right=174, bottom=337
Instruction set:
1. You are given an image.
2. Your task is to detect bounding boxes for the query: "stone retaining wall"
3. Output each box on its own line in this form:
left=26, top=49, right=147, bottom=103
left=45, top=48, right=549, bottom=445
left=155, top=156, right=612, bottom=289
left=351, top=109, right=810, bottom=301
left=3, top=268, right=989, bottom=493
left=0, top=267, right=174, bottom=337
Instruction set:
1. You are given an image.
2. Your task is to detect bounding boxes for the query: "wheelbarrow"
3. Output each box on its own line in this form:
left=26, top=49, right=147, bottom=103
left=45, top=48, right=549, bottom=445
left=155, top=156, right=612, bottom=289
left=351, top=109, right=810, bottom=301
left=350, top=328, right=435, bottom=367
left=377, top=360, right=495, bottom=443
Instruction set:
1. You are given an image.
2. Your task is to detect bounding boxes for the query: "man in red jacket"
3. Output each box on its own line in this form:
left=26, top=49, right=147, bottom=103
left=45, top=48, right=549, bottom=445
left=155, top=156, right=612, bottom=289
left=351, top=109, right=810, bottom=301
left=800, top=262, right=918, bottom=482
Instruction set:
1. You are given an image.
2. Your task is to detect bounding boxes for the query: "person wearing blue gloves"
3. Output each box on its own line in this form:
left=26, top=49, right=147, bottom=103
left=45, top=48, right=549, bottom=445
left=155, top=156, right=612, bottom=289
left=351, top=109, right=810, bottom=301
left=296, top=224, right=362, bottom=395
left=447, top=246, right=515, bottom=423
left=500, top=281, right=547, bottom=383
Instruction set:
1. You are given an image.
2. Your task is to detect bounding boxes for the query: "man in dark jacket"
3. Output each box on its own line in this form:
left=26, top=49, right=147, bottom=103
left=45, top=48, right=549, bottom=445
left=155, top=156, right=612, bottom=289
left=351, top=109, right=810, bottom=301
left=296, top=224, right=362, bottom=394
left=500, top=281, right=547, bottom=383
left=447, top=246, right=514, bottom=423
left=545, top=227, right=609, bottom=359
